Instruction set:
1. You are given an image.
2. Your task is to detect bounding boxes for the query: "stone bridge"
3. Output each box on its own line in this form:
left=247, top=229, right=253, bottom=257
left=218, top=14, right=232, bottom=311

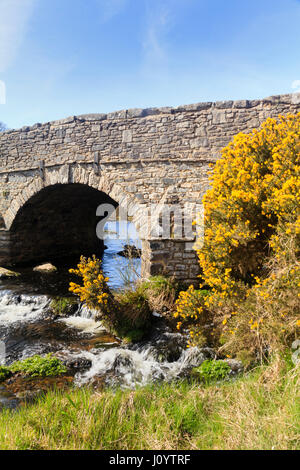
left=0, top=93, right=299, bottom=282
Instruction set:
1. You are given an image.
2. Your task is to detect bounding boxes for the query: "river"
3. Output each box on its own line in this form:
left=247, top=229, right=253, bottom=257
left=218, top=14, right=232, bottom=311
left=0, top=222, right=209, bottom=408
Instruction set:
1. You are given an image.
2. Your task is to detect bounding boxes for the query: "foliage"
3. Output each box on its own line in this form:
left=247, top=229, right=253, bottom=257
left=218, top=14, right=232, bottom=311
left=0, top=358, right=298, bottom=450
left=174, top=114, right=300, bottom=358
left=143, top=275, right=177, bottom=295
left=140, top=275, right=178, bottom=313
left=192, top=360, right=231, bottom=383
left=0, top=366, right=11, bottom=383
left=221, top=257, right=300, bottom=361
left=117, top=286, right=151, bottom=326
left=113, top=244, right=141, bottom=288
left=69, top=256, right=111, bottom=309
left=49, top=297, right=77, bottom=317
left=197, top=113, right=300, bottom=293
left=0, top=122, right=6, bottom=133
left=174, top=287, right=213, bottom=346
left=69, top=256, right=118, bottom=326
left=9, top=354, right=67, bottom=378
left=69, top=256, right=151, bottom=342
left=115, top=285, right=151, bottom=341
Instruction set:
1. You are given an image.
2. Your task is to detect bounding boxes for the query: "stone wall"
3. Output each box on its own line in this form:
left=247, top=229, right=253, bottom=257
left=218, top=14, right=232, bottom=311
left=0, top=93, right=299, bottom=280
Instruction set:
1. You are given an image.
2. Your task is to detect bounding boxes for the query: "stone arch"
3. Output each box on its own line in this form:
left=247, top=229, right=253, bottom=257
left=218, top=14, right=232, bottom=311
left=4, top=165, right=146, bottom=267
left=4, top=165, right=145, bottom=233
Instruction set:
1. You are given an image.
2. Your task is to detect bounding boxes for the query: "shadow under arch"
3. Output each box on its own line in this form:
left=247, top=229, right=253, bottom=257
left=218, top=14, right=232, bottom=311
left=9, top=183, right=118, bottom=266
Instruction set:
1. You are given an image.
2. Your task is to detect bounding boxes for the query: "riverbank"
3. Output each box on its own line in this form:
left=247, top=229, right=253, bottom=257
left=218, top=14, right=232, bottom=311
left=0, top=357, right=298, bottom=450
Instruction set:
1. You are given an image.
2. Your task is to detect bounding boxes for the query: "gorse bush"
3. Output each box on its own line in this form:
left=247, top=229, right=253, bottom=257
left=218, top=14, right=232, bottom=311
left=70, top=255, right=123, bottom=331
left=198, top=113, right=300, bottom=293
left=69, top=256, right=112, bottom=311
left=174, top=287, right=213, bottom=346
left=69, top=256, right=151, bottom=341
left=175, top=114, right=300, bottom=360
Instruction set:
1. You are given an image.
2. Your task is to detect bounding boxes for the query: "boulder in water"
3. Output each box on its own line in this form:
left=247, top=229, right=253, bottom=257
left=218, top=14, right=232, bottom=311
left=33, top=263, right=57, bottom=273
left=0, top=267, right=20, bottom=279
left=118, top=244, right=141, bottom=258
left=63, top=357, right=92, bottom=374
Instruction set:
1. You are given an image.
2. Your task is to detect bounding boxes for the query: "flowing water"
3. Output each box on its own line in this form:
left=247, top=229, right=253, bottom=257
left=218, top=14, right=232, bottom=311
left=0, top=222, right=210, bottom=408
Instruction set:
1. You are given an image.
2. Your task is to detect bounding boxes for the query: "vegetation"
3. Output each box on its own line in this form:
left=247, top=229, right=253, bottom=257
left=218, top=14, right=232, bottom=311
left=175, top=287, right=213, bottom=346
left=175, top=114, right=300, bottom=362
left=69, top=256, right=151, bottom=342
left=49, top=297, right=77, bottom=317
left=0, top=116, right=299, bottom=450
left=191, top=360, right=231, bottom=384
left=0, top=358, right=298, bottom=450
left=0, top=122, right=6, bottom=133
left=9, top=354, right=67, bottom=378
left=114, top=244, right=141, bottom=288
left=0, top=366, right=11, bottom=383
left=115, top=285, right=151, bottom=342
left=141, top=275, right=178, bottom=313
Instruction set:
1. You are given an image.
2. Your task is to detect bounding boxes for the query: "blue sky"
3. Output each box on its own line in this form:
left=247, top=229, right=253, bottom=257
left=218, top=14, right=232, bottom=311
left=1, top=0, right=300, bottom=129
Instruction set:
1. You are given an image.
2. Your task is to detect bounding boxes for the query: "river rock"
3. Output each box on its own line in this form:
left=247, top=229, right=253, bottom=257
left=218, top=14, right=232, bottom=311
left=0, top=267, right=20, bottom=279
left=63, top=357, right=92, bottom=374
left=224, top=359, right=244, bottom=376
left=33, top=263, right=57, bottom=273
left=118, top=244, right=141, bottom=258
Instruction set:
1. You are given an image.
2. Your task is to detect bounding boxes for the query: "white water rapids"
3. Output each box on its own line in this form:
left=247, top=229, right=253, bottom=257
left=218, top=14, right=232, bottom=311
left=0, top=291, right=212, bottom=391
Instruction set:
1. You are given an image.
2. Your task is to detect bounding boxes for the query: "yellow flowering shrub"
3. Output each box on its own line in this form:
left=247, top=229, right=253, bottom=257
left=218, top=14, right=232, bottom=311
left=175, top=114, right=300, bottom=357
left=221, top=257, right=300, bottom=363
left=198, top=113, right=300, bottom=293
left=69, top=255, right=151, bottom=341
left=69, top=255, right=118, bottom=325
left=174, top=287, right=213, bottom=346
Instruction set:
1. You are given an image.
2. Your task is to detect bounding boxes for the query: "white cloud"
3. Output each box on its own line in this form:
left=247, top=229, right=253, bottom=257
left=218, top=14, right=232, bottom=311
left=97, top=0, right=127, bottom=22
left=0, top=0, right=36, bottom=73
left=142, top=2, right=172, bottom=76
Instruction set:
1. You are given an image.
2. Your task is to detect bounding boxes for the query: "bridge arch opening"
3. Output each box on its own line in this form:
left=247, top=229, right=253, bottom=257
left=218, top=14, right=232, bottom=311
left=9, top=183, right=120, bottom=267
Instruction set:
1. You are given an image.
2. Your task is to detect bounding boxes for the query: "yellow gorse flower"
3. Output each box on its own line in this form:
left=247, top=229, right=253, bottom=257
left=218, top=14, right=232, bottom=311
left=174, top=113, right=300, bottom=345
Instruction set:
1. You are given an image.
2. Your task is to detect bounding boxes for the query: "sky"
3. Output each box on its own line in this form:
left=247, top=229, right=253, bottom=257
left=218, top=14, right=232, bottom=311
left=1, top=0, right=300, bottom=129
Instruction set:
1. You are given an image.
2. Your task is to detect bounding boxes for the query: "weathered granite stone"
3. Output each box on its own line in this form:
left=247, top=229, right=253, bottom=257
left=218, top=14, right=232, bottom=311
left=33, top=263, right=57, bottom=273
left=0, top=267, right=20, bottom=279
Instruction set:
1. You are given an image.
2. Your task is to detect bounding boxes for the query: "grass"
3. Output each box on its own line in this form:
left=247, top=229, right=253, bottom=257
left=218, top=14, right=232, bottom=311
left=49, top=297, right=77, bottom=317
left=0, top=357, right=298, bottom=450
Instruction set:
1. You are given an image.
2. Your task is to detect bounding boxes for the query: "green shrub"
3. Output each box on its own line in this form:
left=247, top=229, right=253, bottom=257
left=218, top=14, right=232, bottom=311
left=192, top=360, right=231, bottom=384
left=10, top=354, right=67, bottom=378
left=49, top=297, right=77, bottom=317
left=0, top=366, right=11, bottom=383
